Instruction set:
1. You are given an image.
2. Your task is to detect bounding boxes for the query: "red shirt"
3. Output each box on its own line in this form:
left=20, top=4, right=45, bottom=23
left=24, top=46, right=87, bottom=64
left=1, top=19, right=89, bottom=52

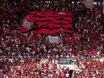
left=0, top=69, right=3, bottom=76
left=61, top=73, right=65, bottom=78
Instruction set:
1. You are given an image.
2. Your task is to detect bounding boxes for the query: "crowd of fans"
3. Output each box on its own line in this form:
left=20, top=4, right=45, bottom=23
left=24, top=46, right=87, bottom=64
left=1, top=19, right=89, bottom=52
left=0, top=0, right=104, bottom=78
left=75, top=55, right=104, bottom=78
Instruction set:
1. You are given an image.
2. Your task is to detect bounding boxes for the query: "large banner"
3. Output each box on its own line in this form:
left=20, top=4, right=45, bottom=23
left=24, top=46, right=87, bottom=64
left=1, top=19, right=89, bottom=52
left=19, top=11, right=73, bottom=34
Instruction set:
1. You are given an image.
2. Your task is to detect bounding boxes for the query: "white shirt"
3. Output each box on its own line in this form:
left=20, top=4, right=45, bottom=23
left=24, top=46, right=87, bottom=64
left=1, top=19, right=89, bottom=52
left=66, top=73, right=69, bottom=77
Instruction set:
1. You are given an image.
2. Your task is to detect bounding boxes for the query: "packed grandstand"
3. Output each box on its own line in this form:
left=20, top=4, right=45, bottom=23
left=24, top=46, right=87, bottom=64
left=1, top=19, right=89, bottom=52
left=0, top=0, right=104, bottom=78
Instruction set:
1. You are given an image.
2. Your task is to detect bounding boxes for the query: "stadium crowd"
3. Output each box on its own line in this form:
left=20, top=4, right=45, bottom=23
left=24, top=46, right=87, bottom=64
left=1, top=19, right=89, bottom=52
left=0, top=0, right=104, bottom=78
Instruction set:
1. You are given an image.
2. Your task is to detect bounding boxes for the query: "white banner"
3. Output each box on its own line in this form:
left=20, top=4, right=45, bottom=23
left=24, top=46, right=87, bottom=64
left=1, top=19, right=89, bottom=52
left=84, top=0, right=94, bottom=9
left=57, top=64, right=80, bottom=71
left=46, top=35, right=61, bottom=44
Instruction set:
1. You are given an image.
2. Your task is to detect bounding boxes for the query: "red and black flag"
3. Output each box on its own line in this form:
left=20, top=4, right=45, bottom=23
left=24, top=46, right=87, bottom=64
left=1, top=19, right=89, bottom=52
left=18, top=11, right=73, bottom=34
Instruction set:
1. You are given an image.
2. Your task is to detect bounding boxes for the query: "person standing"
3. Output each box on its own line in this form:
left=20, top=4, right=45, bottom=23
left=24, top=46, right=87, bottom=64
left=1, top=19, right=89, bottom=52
left=61, top=72, right=65, bottom=78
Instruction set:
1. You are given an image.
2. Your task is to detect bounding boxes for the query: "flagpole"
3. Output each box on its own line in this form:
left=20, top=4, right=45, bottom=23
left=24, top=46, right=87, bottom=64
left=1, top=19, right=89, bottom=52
left=60, top=24, right=63, bottom=46
left=14, top=20, right=19, bottom=28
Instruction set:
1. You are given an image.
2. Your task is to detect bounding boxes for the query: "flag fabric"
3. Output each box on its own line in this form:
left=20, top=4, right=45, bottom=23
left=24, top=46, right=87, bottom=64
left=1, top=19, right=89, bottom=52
left=19, top=11, right=73, bottom=34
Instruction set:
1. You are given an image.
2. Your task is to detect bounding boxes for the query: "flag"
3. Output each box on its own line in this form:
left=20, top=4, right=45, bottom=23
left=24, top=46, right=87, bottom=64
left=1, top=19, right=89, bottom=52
left=19, top=11, right=73, bottom=34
